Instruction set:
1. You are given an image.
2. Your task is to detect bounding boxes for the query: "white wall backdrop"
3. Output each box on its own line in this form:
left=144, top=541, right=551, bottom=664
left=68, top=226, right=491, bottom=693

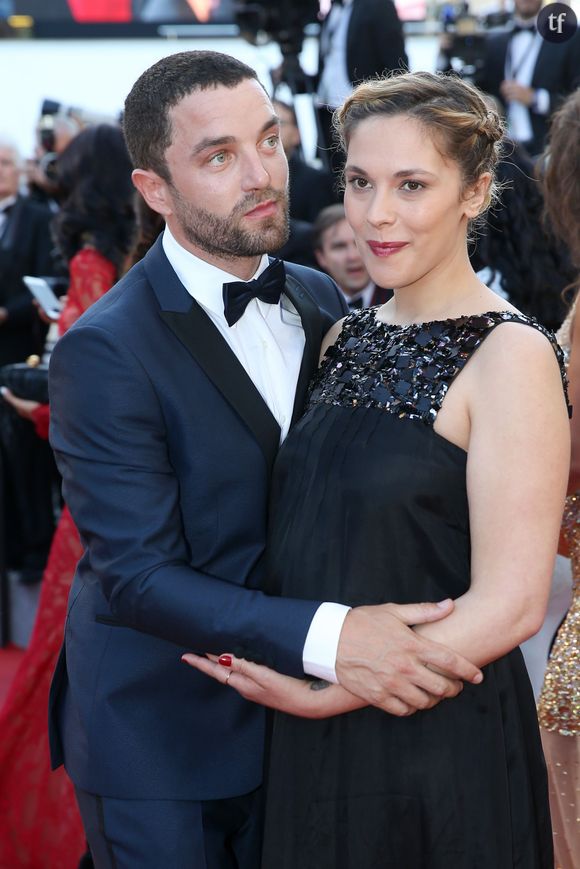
left=0, top=32, right=439, bottom=158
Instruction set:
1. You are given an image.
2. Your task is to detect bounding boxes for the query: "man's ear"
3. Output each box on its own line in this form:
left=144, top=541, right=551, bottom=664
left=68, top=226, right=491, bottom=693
left=132, top=168, right=173, bottom=217
left=462, top=172, right=492, bottom=219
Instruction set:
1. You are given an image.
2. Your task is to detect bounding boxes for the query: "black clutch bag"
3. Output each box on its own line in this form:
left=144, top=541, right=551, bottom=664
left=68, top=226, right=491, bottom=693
left=0, top=355, right=49, bottom=404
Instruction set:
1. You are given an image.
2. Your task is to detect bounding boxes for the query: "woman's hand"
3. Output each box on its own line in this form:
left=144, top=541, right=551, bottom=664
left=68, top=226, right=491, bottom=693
left=0, top=387, right=40, bottom=420
left=33, top=296, right=65, bottom=325
left=182, top=653, right=366, bottom=719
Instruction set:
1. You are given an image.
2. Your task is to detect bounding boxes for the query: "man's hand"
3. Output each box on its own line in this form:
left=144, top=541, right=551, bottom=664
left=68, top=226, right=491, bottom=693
left=335, top=600, right=483, bottom=716
left=499, top=79, right=535, bottom=107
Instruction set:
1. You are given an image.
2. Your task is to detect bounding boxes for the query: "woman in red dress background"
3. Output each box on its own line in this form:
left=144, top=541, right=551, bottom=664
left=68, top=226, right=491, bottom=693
left=0, top=124, right=136, bottom=869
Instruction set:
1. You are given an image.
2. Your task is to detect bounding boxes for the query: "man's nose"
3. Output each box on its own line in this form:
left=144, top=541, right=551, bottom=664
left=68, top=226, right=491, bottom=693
left=241, top=151, right=270, bottom=191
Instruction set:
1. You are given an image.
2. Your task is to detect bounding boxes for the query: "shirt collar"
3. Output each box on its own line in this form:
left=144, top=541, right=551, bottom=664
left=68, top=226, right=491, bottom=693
left=342, top=280, right=375, bottom=307
left=512, top=15, right=537, bottom=29
left=162, top=224, right=270, bottom=318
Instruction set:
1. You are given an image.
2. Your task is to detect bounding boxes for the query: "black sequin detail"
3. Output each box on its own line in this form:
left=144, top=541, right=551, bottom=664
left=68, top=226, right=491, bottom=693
left=307, top=307, right=570, bottom=424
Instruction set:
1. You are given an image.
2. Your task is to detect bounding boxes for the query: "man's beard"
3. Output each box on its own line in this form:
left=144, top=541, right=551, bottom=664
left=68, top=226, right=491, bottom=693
left=170, top=185, right=290, bottom=261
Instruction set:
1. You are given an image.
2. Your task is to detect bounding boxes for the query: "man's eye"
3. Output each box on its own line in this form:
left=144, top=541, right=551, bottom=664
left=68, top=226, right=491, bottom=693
left=264, top=135, right=280, bottom=149
left=209, top=152, right=228, bottom=166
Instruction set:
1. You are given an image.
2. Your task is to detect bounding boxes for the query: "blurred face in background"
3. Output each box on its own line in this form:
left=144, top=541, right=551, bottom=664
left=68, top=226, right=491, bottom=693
left=514, top=0, right=542, bottom=20
left=315, top=217, right=370, bottom=297
left=272, top=101, right=301, bottom=159
left=0, top=145, right=20, bottom=200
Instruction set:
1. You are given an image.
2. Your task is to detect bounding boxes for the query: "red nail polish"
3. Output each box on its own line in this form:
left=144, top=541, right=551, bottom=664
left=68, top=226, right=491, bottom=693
left=218, top=654, right=232, bottom=667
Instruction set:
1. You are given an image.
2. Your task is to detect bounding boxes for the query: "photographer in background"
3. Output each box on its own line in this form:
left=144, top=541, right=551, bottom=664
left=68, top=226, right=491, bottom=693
left=26, top=110, right=81, bottom=208
left=475, top=0, right=580, bottom=157
left=315, top=0, right=407, bottom=169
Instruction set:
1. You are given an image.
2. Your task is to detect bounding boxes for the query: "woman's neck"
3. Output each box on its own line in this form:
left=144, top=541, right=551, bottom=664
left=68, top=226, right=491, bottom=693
left=378, top=247, right=499, bottom=326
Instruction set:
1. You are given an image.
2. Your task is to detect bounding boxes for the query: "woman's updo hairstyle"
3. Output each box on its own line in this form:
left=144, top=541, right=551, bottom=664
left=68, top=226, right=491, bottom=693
left=334, top=70, right=505, bottom=217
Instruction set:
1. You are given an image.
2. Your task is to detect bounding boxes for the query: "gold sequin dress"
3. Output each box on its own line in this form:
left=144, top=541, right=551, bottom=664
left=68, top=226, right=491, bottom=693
left=537, top=304, right=580, bottom=868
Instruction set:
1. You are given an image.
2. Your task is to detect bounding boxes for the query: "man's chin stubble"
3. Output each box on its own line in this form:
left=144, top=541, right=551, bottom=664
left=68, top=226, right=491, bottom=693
left=185, top=216, right=289, bottom=261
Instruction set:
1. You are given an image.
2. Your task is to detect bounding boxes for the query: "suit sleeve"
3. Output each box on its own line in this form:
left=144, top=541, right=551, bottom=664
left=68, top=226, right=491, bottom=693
left=549, top=30, right=580, bottom=110
left=367, top=0, right=408, bottom=75
left=3, top=206, right=55, bottom=323
left=49, top=323, right=321, bottom=677
left=474, top=36, right=505, bottom=100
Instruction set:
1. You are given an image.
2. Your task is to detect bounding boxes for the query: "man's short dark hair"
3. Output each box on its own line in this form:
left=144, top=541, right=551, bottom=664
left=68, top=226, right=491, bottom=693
left=123, top=50, right=258, bottom=182
left=312, top=204, right=347, bottom=251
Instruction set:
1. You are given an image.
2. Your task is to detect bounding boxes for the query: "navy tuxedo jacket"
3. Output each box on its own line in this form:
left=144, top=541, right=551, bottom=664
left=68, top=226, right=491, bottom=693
left=48, top=237, right=347, bottom=800
left=476, top=27, right=580, bottom=155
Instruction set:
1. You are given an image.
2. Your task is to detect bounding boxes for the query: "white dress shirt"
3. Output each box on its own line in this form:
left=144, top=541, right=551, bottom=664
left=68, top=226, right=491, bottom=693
left=317, top=0, right=354, bottom=109
left=162, top=227, right=350, bottom=682
left=505, top=26, right=548, bottom=145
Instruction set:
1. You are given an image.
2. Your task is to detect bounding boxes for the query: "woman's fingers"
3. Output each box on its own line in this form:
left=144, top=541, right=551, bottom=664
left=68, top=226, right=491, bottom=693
left=182, top=653, right=226, bottom=681
left=181, top=652, right=264, bottom=698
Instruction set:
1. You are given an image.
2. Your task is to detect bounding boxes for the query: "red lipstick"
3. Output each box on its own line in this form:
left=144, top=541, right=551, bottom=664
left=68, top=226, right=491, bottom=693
left=367, top=241, right=409, bottom=257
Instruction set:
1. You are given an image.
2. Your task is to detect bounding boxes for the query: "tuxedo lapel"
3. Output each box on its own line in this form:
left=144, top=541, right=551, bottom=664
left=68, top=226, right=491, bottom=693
left=161, top=305, right=281, bottom=474
left=143, top=239, right=281, bottom=475
left=283, top=273, right=321, bottom=426
left=144, top=240, right=326, bottom=467
left=531, top=40, right=553, bottom=88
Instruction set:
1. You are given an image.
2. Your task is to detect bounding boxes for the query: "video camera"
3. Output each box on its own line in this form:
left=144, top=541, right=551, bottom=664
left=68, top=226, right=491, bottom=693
left=235, top=0, right=320, bottom=92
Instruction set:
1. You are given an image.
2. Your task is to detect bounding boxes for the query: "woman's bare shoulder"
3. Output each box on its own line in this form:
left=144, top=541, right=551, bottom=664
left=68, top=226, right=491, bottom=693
left=319, top=316, right=348, bottom=365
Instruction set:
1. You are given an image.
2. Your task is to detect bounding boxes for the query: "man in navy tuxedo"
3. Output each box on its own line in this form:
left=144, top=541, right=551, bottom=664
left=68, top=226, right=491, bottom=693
left=48, top=51, right=481, bottom=868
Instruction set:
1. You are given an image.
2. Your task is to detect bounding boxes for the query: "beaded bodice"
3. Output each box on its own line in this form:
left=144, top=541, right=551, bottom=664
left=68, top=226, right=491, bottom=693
left=307, top=307, right=568, bottom=425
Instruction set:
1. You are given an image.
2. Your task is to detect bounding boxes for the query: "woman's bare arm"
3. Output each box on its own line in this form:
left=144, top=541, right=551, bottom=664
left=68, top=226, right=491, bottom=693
left=415, top=323, right=569, bottom=666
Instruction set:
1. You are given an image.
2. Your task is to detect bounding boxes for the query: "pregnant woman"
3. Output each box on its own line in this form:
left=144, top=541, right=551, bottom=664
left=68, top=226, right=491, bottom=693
left=185, top=71, right=569, bottom=868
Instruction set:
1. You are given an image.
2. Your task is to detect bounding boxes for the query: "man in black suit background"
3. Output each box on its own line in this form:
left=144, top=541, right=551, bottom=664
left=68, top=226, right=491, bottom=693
left=0, top=138, right=54, bottom=366
left=272, top=98, right=337, bottom=224
left=476, top=0, right=580, bottom=157
left=316, top=0, right=408, bottom=165
left=0, top=138, right=57, bottom=585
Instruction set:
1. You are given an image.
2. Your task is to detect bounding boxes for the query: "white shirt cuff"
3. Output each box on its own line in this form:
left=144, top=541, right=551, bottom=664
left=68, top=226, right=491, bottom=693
left=302, top=602, right=351, bottom=684
left=533, top=89, right=550, bottom=115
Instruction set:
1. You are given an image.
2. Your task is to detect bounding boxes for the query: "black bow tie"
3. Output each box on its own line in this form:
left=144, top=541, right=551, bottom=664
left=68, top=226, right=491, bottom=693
left=348, top=297, right=364, bottom=310
left=223, top=258, right=286, bottom=327
left=512, top=22, right=536, bottom=34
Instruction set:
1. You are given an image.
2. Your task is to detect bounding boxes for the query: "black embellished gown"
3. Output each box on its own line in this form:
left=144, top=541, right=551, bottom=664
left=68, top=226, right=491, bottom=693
left=261, top=308, right=565, bottom=869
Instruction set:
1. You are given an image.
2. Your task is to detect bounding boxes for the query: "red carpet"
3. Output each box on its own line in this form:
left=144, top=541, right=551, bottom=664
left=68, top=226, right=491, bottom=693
left=0, top=644, right=25, bottom=706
